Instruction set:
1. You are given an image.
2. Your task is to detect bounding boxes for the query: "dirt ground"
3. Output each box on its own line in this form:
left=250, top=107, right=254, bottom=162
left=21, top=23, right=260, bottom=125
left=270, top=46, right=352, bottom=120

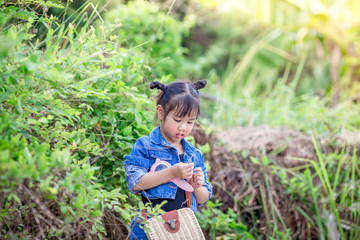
left=192, top=124, right=360, bottom=239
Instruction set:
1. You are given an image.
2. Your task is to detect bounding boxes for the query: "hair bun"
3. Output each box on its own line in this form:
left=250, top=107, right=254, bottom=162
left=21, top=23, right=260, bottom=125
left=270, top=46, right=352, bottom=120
left=150, top=81, right=167, bottom=91
left=193, top=80, right=207, bottom=90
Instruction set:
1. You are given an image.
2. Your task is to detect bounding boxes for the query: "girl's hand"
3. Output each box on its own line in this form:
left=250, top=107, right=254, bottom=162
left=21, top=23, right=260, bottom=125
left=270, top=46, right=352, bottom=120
left=171, top=162, right=194, bottom=180
left=189, top=167, right=204, bottom=189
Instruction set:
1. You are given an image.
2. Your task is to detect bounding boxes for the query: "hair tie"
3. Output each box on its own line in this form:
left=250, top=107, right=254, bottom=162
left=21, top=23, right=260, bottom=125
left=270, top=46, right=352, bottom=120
left=150, top=81, right=167, bottom=92
left=193, top=80, right=207, bottom=90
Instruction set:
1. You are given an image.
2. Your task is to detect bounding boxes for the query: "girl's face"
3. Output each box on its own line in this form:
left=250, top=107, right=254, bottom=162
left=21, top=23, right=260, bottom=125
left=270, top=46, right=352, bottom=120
left=157, top=106, right=197, bottom=146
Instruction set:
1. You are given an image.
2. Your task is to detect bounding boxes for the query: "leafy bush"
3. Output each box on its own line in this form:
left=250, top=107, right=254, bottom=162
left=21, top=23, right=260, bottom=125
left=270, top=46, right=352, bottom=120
left=0, top=1, right=160, bottom=238
left=196, top=200, right=254, bottom=240
left=0, top=128, right=109, bottom=238
left=102, top=0, right=196, bottom=79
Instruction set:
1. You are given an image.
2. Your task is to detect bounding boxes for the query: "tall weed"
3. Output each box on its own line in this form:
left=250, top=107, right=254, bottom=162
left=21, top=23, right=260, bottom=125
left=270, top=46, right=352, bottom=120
left=274, top=136, right=360, bottom=239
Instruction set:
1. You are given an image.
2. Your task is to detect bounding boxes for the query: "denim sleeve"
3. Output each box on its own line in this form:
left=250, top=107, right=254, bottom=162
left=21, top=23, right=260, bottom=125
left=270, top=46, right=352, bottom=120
left=124, top=138, right=150, bottom=194
left=197, top=152, right=213, bottom=207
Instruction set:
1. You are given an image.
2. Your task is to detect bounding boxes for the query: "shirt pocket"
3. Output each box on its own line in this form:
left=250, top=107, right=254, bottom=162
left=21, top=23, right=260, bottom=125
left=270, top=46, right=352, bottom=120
left=148, top=150, right=173, bottom=172
left=149, top=150, right=172, bottom=162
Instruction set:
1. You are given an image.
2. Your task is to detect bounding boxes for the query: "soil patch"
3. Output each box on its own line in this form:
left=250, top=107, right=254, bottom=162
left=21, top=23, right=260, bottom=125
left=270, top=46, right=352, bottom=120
left=192, top=125, right=360, bottom=239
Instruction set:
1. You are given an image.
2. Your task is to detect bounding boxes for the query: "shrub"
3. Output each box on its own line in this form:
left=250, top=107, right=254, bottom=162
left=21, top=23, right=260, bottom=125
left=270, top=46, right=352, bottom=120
left=102, top=0, right=195, bottom=79
left=0, top=1, right=158, bottom=238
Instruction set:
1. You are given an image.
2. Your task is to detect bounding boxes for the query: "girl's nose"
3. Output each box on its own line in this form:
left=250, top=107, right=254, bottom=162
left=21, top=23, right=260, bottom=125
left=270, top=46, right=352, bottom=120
left=179, top=122, right=186, bottom=130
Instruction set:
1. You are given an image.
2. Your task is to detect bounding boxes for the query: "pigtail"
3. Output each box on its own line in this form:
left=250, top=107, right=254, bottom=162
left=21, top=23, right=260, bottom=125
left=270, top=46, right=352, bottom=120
left=150, top=81, right=167, bottom=91
left=193, top=80, right=207, bottom=90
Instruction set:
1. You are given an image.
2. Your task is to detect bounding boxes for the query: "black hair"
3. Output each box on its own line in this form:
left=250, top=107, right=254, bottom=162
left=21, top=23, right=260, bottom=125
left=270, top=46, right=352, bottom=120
left=150, top=80, right=207, bottom=120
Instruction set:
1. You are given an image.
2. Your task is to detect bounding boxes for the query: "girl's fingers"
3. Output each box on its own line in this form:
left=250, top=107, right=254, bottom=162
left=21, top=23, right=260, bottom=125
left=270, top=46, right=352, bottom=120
left=183, top=163, right=194, bottom=169
left=187, top=165, right=194, bottom=179
left=195, top=171, right=204, bottom=186
left=196, top=171, right=203, bottom=177
left=173, top=163, right=195, bottom=179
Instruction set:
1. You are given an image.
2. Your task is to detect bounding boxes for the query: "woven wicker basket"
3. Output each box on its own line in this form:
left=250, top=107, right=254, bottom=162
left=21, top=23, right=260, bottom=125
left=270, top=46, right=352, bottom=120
left=146, top=208, right=205, bottom=240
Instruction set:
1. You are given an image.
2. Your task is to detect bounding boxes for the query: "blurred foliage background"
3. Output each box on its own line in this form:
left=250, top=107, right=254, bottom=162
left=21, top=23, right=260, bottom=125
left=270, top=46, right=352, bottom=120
left=1, top=0, right=360, bottom=239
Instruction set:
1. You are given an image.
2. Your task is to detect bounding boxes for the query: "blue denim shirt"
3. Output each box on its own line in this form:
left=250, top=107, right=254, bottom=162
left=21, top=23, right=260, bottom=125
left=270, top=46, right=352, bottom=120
left=124, top=126, right=212, bottom=213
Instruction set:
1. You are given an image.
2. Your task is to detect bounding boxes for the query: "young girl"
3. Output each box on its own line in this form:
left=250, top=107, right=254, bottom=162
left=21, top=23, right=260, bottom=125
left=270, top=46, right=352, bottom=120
left=124, top=80, right=212, bottom=239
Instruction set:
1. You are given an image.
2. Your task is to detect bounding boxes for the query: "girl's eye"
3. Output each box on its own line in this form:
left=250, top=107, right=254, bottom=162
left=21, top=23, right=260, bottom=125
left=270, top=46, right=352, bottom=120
left=188, top=122, right=193, bottom=124
left=174, top=119, right=181, bottom=122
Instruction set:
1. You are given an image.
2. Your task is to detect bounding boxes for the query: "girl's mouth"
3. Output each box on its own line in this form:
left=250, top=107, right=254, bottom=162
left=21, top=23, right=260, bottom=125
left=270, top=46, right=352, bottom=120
left=176, top=133, right=184, bottom=139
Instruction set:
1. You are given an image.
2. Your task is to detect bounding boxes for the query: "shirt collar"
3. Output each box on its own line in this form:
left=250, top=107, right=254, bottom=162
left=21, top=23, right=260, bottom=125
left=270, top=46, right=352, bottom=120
left=150, top=126, right=166, bottom=145
left=150, top=126, right=195, bottom=154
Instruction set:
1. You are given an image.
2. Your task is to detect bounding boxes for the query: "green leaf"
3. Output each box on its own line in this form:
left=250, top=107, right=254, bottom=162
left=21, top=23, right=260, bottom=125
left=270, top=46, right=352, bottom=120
left=0, top=6, right=17, bottom=28
left=14, top=9, right=38, bottom=21
left=34, top=0, right=64, bottom=9
left=122, top=126, right=132, bottom=136
left=90, top=210, right=102, bottom=217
